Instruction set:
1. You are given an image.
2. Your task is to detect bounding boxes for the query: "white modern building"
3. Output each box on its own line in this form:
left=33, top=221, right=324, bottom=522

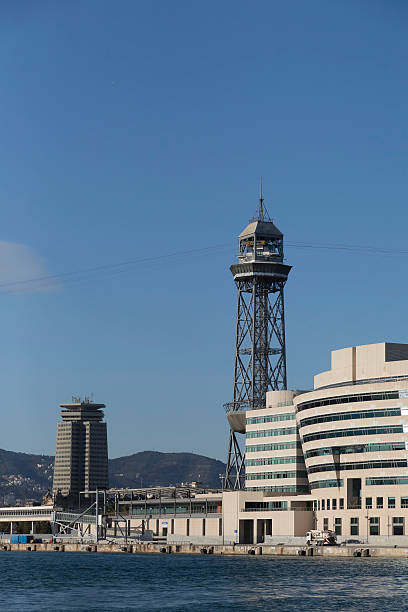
left=121, top=342, right=408, bottom=545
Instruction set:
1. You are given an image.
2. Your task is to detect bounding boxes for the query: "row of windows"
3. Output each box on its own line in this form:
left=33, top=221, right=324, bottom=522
left=302, top=425, right=403, bottom=444
left=313, top=498, right=344, bottom=511
left=321, top=516, right=401, bottom=536
left=360, top=496, right=408, bottom=510
left=246, top=456, right=303, bottom=467
left=245, top=501, right=288, bottom=510
left=246, top=427, right=297, bottom=439
left=305, top=441, right=406, bottom=459
left=246, top=413, right=295, bottom=425
left=366, top=477, right=408, bottom=486
left=296, top=391, right=400, bottom=413
left=246, top=485, right=310, bottom=493
left=131, top=504, right=221, bottom=515
left=322, top=516, right=405, bottom=536
left=312, top=497, right=404, bottom=511
left=246, top=471, right=307, bottom=480
left=307, top=459, right=408, bottom=475
left=309, top=479, right=343, bottom=489
left=298, top=408, right=401, bottom=429
left=246, top=442, right=301, bottom=453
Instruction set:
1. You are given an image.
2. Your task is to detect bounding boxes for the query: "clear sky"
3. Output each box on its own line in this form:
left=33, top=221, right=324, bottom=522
left=0, top=0, right=407, bottom=461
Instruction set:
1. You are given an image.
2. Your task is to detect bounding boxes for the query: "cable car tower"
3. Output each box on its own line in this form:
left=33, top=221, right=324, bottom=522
left=224, top=184, right=291, bottom=489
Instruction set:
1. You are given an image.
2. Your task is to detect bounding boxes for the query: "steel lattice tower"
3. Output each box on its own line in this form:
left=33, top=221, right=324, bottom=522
left=224, top=187, right=291, bottom=489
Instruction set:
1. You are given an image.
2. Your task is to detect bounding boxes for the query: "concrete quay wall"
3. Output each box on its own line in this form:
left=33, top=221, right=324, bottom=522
left=2, top=541, right=408, bottom=558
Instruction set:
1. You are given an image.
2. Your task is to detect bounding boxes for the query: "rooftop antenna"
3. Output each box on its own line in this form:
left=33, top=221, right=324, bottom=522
left=258, top=176, right=264, bottom=220
left=250, top=177, right=271, bottom=222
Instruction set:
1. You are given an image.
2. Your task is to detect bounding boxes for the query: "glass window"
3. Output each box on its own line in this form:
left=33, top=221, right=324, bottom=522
left=369, top=517, right=379, bottom=536
left=296, top=390, right=399, bottom=413
left=323, top=518, right=329, bottom=530
left=393, top=517, right=404, bottom=536
left=350, top=517, right=359, bottom=536
left=202, top=519, right=206, bottom=536
left=302, top=425, right=402, bottom=444
left=309, top=479, right=343, bottom=489
left=318, top=500, right=321, bottom=511
left=186, top=518, right=190, bottom=536
left=339, top=498, right=344, bottom=510
left=376, top=497, right=383, bottom=509
left=313, top=500, right=317, bottom=511
left=299, top=407, right=400, bottom=428
left=322, top=500, right=325, bottom=510
left=334, top=517, right=342, bottom=536
left=332, top=499, right=337, bottom=510
left=219, top=518, right=222, bottom=536
left=388, top=497, right=396, bottom=509
left=366, top=497, right=372, bottom=509
left=367, top=477, right=408, bottom=486
left=327, top=499, right=330, bottom=510
left=401, top=497, right=408, bottom=509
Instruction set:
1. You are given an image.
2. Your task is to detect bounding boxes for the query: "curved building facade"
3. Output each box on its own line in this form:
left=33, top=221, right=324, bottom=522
left=245, top=390, right=309, bottom=495
left=294, top=342, right=408, bottom=539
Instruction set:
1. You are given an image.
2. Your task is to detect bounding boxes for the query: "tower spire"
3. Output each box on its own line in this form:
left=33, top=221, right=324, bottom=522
left=258, top=176, right=264, bottom=220
left=251, top=177, right=271, bottom=222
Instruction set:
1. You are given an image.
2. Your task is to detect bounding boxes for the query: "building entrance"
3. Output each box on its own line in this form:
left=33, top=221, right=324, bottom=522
left=256, top=519, right=272, bottom=543
left=239, top=519, right=254, bottom=544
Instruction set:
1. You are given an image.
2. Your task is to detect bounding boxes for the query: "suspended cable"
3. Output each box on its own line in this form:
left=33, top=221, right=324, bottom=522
left=0, top=239, right=407, bottom=291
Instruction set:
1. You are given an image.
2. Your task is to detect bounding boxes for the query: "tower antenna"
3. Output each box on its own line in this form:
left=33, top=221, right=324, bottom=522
left=258, top=176, right=264, bottom=220
left=251, top=178, right=271, bottom=222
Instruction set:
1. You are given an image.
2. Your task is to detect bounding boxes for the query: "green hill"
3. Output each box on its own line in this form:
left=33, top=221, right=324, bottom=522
left=0, top=448, right=226, bottom=504
left=109, top=451, right=226, bottom=489
left=0, top=449, right=54, bottom=504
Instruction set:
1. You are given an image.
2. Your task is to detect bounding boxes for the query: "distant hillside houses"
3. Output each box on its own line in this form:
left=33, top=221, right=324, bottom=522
left=0, top=448, right=225, bottom=504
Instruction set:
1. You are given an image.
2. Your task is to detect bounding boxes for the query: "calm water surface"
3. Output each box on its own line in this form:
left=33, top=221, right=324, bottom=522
left=0, top=552, right=407, bottom=611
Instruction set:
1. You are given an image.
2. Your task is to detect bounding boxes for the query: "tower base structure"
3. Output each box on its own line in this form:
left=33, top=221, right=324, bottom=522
left=225, top=430, right=245, bottom=489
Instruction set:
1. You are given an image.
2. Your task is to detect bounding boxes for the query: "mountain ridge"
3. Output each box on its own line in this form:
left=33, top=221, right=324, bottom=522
left=0, top=448, right=226, bottom=504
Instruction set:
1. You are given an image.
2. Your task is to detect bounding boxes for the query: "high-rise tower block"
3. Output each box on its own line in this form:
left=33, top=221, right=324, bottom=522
left=52, top=398, right=109, bottom=501
left=224, top=190, right=291, bottom=489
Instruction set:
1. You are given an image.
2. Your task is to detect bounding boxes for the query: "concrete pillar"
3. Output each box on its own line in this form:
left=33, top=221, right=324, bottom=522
left=31, top=521, right=36, bottom=535
left=10, top=522, right=13, bottom=535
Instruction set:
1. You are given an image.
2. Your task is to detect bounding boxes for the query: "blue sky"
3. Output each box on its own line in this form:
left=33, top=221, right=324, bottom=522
left=0, top=0, right=407, bottom=461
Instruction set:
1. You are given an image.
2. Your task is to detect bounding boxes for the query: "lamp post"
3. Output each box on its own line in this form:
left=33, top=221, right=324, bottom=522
left=219, top=474, right=225, bottom=545
left=366, top=509, right=369, bottom=544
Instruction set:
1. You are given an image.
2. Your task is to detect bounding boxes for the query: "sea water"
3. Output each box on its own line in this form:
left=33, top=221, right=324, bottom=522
left=0, top=552, right=407, bottom=611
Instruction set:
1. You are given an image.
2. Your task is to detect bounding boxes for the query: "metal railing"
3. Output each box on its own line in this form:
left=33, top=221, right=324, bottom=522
left=55, top=512, right=96, bottom=525
left=129, top=511, right=222, bottom=518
